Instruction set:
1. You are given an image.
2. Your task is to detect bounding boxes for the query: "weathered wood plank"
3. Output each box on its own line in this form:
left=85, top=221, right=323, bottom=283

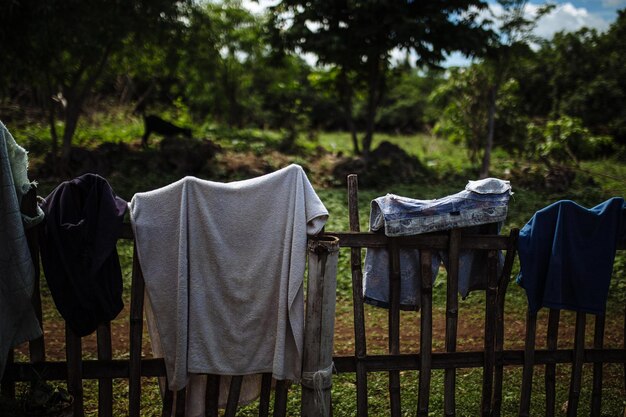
left=519, top=310, right=537, bottom=417
left=97, top=322, right=113, bottom=417
left=492, top=229, right=519, bottom=417
left=388, top=238, right=402, bottom=417
left=259, top=373, right=272, bottom=417
left=545, top=309, right=560, bottom=417
left=205, top=374, right=220, bottom=417
left=224, top=376, right=243, bottom=417
left=347, top=174, right=369, bottom=417
left=66, top=326, right=85, bottom=417
left=129, top=244, right=145, bottom=417
left=481, top=249, right=498, bottom=417
left=301, top=236, right=339, bottom=417
left=444, top=229, right=460, bottom=417
left=417, top=250, right=433, bottom=417
left=567, top=312, right=586, bottom=417
left=325, top=232, right=513, bottom=250
left=591, top=314, right=605, bottom=417
left=273, top=380, right=289, bottom=417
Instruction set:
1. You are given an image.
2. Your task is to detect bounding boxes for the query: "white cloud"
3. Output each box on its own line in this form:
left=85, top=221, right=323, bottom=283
left=527, top=2, right=611, bottom=38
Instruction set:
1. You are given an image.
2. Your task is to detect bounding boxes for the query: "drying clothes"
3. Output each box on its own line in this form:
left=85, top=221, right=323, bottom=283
left=364, top=178, right=511, bottom=309
left=364, top=247, right=441, bottom=310
left=517, top=198, right=626, bottom=315
left=39, top=173, right=127, bottom=337
left=369, top=178, right=511, bottom=236
left=129, top=164, right=328, bottom=401
left=0, top=122, right=43, bottom=380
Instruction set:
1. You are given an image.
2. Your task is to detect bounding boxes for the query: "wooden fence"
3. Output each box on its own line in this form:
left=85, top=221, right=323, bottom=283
left=2, top=177, right=626, bottom=416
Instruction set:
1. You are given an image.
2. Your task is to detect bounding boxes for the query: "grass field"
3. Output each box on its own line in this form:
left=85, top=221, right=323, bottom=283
left=3, top=115, right=626, bottom=416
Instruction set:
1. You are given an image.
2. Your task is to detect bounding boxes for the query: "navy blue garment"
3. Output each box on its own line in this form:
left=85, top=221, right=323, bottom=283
left=517, top=197, right=626, bottom=315
left=39, top=174, right=127, bottom=336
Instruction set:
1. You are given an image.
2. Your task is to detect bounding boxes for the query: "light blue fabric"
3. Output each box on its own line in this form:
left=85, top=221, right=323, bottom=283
left=0, top=122, right=43, bottom=380
left=363, top=178, right=511, bottom=309
left=517, top=198, right=626, bottom=315
left=370, top=178, right=511, bottom=237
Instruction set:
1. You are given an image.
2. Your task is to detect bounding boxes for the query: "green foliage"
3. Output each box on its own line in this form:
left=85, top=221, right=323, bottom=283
left=527, top=116, right=615, bottom=163
left=0, top=0, right=188, bottom=157
left=271, top=0, right=494, bottom=154
left=433, top=65, right=529, bottom=162
left=376, top=67, right=445, bottom=133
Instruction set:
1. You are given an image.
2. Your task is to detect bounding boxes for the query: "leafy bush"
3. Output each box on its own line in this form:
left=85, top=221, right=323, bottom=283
left=527, top=115, right=615, bottom=162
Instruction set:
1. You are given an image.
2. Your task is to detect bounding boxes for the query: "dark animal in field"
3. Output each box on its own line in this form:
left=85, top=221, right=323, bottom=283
left=142, top=115, right=192, bottom=148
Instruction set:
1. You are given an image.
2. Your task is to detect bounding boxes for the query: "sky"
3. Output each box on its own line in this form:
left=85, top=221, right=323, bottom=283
left=445, top=0, right=625, bottom=66
left=242, top=0, right=625, bottom=67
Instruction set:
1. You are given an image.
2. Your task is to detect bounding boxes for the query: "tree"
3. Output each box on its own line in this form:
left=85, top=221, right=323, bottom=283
left=270, top=0, right=493, bottom=156
left=0, top=0, right=188, bottom=164
left=478, top=0, right=554, bottom=178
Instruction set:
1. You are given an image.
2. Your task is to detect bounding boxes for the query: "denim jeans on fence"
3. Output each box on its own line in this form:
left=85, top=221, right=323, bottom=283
left=363, top=178, right=511, bottom=310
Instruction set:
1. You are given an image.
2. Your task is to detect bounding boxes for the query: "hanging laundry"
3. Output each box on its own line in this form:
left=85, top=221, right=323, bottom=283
left=130, top=164, right=328, bottom=410
left=39, top=173, right=127, bottom=336
left=364, top=178, right=512, bottom=309
left=517, top=198, right=626, bottom=315
left=0, top=122, right=44, bottom=380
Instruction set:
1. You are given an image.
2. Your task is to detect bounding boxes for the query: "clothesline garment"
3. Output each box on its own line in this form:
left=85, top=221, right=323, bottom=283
left=517, top=197, right=626, bottom=315
left=364, top=178, right=512, bottom=309
left=39, top=173, right=127, bottom=336
left=0, top=121, right=43, bottom=380
left=130, top=164, right=328, bottom=409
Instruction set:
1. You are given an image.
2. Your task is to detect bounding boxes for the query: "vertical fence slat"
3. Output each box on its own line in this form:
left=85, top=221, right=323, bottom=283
left=389, top=238, right=402, bottom=417
left=161, top=387, right=174, bottom=417
left=519, top=310, right=537, bottom=417
left=417, top=250, right=433, bottom=417
left=259, top=373, right=272, bottom=417
left=205, top=374, right=220, bottom=417
left=591, top=314, right=605, bottom=417
left=129, top=243, right=145, bottom=417
left=566, top=312, right=586, bottom=417
left=492, top=229, right=519, bottom=417
left=273, top=380, right=289, bottom=417
left=224, top=376, right=243, bottom=417
left=481, top=249, right=498, bottom=417
left=444, top=229, right=460, bottom=417
left=174, top=388, right=186, bottom=417
left=302, top=236, right=339, bottom=417
left=22, top=188, right=46, bottom=364
left=66, top=326, right=85, bottom=417
left=545, top=308, right=560, bottom=417
left=97, top=322, right=113, bottom=417
left=347, top=174, right=368, bottom=417
left=1, top=350, right=15, bottom=398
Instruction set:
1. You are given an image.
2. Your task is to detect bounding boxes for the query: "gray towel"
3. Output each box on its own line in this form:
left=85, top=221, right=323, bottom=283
left=130, top=164, right=328, bottom=410
left=0, top=122, right=43, bottom=380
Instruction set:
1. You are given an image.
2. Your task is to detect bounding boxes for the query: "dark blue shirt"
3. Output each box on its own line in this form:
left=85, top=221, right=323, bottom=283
left=517, top=198, right=626, bottom=315
left=39, top=174, right=127, bottom=336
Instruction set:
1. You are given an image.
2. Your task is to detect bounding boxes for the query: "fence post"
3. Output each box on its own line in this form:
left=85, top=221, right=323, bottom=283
left=301, top=235, right=340, bottom=417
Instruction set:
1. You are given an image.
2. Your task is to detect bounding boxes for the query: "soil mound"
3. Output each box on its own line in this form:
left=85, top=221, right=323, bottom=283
left=332, top=141, right=429, bottom=187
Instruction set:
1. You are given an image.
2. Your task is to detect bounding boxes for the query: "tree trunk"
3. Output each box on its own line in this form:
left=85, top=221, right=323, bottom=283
left=62, top=101, right=81, bottom=162
left=480, top=85, right=497, bottom=179
left=337, top=68, right=360, bottom=155
left=361, top=56, right=384, bottom=157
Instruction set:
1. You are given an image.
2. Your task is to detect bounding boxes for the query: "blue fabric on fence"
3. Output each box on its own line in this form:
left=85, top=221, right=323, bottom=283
left=517, top=197, right=626, bottom=315
left=364, top=178, right=512, bottom=309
